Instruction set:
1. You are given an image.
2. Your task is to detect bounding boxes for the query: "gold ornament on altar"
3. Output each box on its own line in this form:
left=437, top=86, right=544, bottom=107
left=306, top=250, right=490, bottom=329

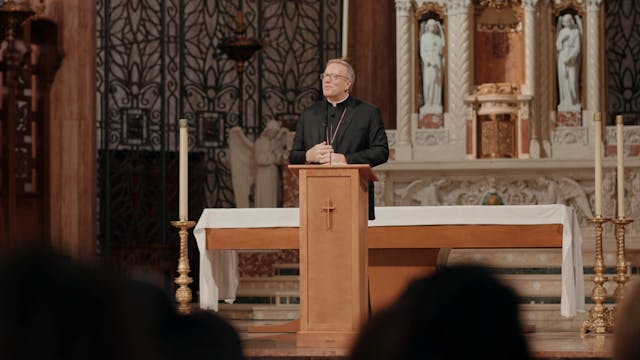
left=476, top=82, right=520, bottom=95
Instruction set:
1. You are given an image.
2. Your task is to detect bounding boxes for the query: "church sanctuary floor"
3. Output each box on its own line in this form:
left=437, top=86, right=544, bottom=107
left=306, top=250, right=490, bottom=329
left=235, top=329, right=613, bottom=360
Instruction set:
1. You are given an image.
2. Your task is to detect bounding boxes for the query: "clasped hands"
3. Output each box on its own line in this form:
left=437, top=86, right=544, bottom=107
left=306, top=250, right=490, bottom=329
left=306, top=142, right=347, bottom=165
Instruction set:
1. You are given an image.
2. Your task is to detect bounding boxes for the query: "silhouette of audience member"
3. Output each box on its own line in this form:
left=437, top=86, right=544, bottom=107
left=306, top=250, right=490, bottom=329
left=120, top=278, right=179, bottom=354
left=614, top=281, right=640, bottom=360
left=160, top=310, right=246, bottom=360
left=0, top=247, right=247, bottom=360
left=350, top=265, right=531, bottom=360
left=0, top=247, right=157, bottom=360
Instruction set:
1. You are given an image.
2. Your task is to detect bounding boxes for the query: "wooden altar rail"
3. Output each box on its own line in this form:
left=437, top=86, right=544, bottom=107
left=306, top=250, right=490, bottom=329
left=206, top=223, right=563, bottom=324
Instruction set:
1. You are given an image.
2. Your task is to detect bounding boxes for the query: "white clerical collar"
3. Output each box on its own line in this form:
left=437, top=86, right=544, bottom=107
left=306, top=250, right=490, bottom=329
left=327, top=94, right=350, bottom=107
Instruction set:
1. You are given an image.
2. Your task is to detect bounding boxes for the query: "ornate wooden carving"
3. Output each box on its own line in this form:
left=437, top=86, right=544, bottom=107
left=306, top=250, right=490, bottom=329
left=0, top=17, right=62, bottom=244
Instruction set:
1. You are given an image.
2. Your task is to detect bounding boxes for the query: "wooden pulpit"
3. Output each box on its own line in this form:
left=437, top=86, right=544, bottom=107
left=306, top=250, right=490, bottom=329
left=288, top=164, right=377, bottom=348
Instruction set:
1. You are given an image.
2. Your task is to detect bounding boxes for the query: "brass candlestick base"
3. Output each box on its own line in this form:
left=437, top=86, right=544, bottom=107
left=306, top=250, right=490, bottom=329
left=612, top=217, right=633, bottom=304
left=583, top=216, right=613, bottom=334
left=171, top=220, right=196, bottom=314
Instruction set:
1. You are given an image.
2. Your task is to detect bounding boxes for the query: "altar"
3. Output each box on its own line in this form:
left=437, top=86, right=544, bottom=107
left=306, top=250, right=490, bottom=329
left=194, top=204, right=584, bottom=318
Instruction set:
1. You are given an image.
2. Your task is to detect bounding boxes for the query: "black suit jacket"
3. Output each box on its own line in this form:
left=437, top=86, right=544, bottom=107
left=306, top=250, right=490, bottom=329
left=289, top=96, right=389, bottom=219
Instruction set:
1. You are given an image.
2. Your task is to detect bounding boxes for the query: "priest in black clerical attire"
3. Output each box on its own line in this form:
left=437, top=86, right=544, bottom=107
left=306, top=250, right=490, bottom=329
left=289, top=58, right=389, bottom=220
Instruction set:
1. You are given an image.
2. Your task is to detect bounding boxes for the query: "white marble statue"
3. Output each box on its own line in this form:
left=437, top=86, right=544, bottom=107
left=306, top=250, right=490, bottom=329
left=419, top=19, right=445, bottom=115
left=556, top=14, right=582, bottom=112
left=228, top=120, right=288, bottom=208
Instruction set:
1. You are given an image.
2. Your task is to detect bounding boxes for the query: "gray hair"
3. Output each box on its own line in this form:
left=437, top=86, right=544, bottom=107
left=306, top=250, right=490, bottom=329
left=326, top=58, right=356, bottom=89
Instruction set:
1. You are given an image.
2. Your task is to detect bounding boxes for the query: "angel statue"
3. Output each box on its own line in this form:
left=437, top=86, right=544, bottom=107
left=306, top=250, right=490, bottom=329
left=419, top=18, right=445, bottom=115
left=228, top=120, right=289, bottom=208
left=556, top=13, right=582, bottom=112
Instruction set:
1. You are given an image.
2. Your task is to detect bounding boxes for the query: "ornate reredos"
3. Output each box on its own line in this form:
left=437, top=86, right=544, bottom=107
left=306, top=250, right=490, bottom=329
left=416, top=2, right=446, bottom=19
left=474, top=0, right=523, bottom=33
left=478, top=0, right=522, bottom=9
left=553, top=0, right=586, bottom=16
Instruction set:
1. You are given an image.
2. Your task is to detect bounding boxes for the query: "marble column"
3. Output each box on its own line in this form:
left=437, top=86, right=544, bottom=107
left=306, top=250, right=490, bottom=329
left=538, top=4, right=552, bottom=156
left=523, top=0, right=539, bottom=158
left=394, top=0, right=413, bottom=160
left=447, top=0, right=473, bottom=156
left=586, top=0, right=603, bottom=113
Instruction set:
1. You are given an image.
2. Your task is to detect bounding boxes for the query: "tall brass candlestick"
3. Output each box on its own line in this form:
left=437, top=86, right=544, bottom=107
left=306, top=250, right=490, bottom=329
left=171, top=220, right=196, bottom=314
left=583, top=216, right=613, bottom=333
left=612, top=217, right=633, bottom=304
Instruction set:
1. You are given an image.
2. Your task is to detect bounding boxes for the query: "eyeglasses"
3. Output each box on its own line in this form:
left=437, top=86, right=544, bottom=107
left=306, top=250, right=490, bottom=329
left=319, top=73, right=349, bottom=82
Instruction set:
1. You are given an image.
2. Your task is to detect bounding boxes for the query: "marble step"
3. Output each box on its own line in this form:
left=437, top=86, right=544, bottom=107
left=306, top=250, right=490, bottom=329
left=219, top=303, right=299, bottom=322
left=235, top=273, right=636, bottom=301
left=218, top=302, right=591, bottom=333
left=238, top=275, right=299, bottom=290
left=259, top=249, right=640, bottom=270
left=448, top=248, right=639, bottom=270
left=246, top=249, right=640, bottom=273
left=501, top=274, right=631, bottom=299
left=520, top=304, right=588, bottom=333
left=235, top=276, right=299, bottom=305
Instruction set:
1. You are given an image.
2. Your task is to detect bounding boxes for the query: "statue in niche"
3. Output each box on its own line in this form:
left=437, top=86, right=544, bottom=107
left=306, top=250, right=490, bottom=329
left=228, top=120, right=289, bottom=208
left=419, top=18, right=445, bottom=115
left=556, top=14, right=582, bottom=112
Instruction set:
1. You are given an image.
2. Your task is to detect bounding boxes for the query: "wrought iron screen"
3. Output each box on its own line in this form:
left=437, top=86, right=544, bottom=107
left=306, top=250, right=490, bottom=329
left=97, top=0, right=343, bottom=282
left=606, top=0, right=640, bottom=125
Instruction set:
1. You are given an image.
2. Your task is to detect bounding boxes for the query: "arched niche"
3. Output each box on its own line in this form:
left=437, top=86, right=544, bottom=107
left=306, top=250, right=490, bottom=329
left=474, top=1, right=524, bottom=87
left=414, top=2, right=447, bottom=129
left=552, top=2, right=585, bottom=126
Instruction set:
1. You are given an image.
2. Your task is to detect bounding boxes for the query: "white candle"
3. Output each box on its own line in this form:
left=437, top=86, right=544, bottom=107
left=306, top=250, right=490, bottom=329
left=594, top=112, right=602, bottom=217
left=179, top=119, right=189, bottom=221
left=342, top=0, right=349, bottom=59
left=616, top=115, right=625, bottom=218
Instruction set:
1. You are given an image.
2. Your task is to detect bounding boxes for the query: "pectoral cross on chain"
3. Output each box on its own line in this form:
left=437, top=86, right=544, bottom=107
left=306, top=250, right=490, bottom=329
left=321, top=198, right=336, bottom=230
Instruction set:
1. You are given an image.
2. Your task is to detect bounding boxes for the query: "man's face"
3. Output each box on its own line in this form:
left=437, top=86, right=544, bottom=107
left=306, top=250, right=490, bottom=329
left=321, top=63, right=352, bottom=101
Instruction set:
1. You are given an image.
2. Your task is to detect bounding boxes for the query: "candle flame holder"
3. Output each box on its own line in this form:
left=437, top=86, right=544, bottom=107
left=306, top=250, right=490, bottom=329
left=171, top=220, right=196, bottom=314
left=582, top=216, right=614, bottom=334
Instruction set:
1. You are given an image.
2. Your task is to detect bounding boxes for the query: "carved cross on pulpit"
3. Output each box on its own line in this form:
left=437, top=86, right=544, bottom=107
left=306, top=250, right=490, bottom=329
left=321, top=198, right=336, bottom=230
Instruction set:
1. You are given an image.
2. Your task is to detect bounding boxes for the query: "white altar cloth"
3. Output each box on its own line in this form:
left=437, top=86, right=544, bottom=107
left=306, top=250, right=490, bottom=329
left=194, top=205, right=585, bottom=317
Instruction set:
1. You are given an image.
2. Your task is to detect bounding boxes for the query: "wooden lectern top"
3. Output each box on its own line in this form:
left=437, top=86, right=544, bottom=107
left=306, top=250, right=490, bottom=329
left=288, top=164, right=378, bottom=182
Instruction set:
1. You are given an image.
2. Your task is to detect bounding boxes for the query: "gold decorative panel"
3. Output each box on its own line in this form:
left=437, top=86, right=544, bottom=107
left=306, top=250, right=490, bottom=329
left=478, top=113, right=516, bottom=158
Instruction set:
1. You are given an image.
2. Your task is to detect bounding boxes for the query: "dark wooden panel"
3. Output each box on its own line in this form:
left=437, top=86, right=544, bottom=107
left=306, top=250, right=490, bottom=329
left=348, top=0, right=396, bottom=130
